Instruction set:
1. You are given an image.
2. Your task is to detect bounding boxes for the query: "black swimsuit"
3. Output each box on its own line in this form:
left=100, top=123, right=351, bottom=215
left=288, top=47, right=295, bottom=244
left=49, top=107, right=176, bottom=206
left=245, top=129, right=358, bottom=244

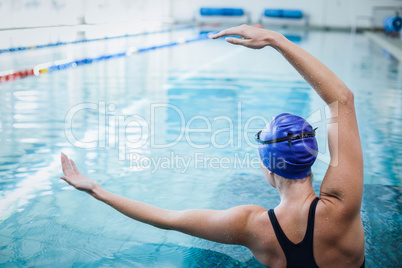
left=268, top=197, right=365, bottom=268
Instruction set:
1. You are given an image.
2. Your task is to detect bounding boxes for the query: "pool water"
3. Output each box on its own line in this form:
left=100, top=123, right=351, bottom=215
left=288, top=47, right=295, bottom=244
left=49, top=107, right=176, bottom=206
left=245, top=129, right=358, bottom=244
left=0, top=25, right=401, bottom=267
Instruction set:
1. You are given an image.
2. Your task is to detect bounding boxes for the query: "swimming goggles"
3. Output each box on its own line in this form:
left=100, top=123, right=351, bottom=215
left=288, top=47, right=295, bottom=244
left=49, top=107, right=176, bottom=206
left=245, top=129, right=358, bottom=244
left=255, top=128, right=317, bottom=147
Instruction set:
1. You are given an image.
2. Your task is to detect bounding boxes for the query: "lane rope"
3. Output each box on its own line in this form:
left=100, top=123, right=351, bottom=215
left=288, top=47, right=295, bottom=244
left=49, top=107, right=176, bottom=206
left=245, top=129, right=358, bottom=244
left=0, top=33, right=211, bottom=83
left=0, top=25, right=194, bottom=54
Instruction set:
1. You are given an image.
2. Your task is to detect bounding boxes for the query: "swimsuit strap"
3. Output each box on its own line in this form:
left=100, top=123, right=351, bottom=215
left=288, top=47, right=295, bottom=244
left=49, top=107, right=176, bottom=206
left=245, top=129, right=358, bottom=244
left=360, top=257, right=365, bottom=268
left=268, top=197, right=320, bottom=268
left=305, top=197, right=320, bottom=243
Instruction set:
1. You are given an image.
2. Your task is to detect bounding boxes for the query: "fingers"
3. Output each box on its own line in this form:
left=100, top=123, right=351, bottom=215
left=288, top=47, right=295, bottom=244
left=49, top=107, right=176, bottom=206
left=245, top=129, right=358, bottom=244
left=226, top=37, right=249, bottom=46
left=60, top=175, right=71, bottom=184
left=61, top=152, right=74, bottom=176
left=70, top=159, right=80, bottom=174
left=209, top=24, right=264, bottom=41
left=60, top=176, right=70, bottom=183
left=209, top=26, right=244, bottom=39
left=60, top=176, right=75, bottom=188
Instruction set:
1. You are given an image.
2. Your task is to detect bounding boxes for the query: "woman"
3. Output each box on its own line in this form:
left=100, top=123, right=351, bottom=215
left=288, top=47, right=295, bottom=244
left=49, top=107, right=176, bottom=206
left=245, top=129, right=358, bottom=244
left=60, top=25, right=365, bottom=267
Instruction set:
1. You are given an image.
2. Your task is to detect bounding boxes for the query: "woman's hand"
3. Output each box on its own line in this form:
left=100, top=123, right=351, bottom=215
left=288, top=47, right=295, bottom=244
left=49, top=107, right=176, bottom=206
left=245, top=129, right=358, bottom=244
left=60, top=152, right=101, bottom=197
left=209, top=24, right=280, bottom=49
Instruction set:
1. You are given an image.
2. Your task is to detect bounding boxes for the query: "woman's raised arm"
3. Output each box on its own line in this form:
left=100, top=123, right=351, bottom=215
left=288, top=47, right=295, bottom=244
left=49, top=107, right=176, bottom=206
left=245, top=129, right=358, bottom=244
left=211, top=25, right=363, bottom=216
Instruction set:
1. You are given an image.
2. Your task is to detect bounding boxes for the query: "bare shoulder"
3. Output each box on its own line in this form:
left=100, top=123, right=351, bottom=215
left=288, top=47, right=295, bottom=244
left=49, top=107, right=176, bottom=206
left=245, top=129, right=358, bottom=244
left=316, top=193, right=352, bottom=221
left=240, top=204, right=268, bottom=214
left=242, top=205, right=285, bottom=266
left=231, top=204, right=270, bottom=234
left=235, top=204, right=268, bottom=228
left=315, top=195, right=363, bottom=239
left=319, top=172, right=363, bottom=221
left=314, top=196, right=365, bottom=267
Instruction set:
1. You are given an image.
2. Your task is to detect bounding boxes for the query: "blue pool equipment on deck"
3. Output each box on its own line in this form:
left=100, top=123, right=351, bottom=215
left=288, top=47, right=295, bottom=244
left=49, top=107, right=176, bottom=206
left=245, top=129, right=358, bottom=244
left=264, top=9, right=303, bottom=19
left=196, top=7, right=249, bottom=23
left=260, top=9, right=308, bottom=27
left=383, top=16, right=402, bottom=33
left=200, top=8, right=244, bottom=16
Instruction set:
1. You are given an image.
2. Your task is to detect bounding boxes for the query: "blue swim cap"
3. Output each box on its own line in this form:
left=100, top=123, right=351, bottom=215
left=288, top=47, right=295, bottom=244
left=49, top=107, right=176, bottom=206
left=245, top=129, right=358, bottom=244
left=257, top=113, right=318, bottom=179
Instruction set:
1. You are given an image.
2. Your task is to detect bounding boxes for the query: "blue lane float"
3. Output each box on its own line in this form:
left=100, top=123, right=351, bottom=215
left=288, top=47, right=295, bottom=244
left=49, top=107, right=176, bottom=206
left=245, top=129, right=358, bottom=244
left=264, top=9, right=304, bottom=19
left=42, top=34, right=209, bottom=73
left=200, top=8, right=245, bottom=16
left=383, top=16, right=402, bottom=33
left=0, top=25, right=194, bottom=54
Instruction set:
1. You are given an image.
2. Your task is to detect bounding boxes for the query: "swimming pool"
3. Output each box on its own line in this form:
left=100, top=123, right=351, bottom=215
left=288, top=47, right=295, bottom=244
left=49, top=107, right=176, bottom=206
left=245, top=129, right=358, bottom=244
left=0, top=25, right=400, bottom=267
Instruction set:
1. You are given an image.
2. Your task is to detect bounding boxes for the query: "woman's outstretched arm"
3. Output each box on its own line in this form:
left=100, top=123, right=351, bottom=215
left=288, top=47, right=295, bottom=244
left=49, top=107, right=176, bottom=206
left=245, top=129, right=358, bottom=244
left=210, top=25, right=363, bottom=217
left=60, top=153, right=260, bottom=246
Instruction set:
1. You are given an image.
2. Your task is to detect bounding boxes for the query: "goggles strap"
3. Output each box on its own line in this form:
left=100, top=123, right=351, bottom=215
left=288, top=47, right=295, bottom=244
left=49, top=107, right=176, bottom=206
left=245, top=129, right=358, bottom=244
left=255, top=128, right=317, bottom=146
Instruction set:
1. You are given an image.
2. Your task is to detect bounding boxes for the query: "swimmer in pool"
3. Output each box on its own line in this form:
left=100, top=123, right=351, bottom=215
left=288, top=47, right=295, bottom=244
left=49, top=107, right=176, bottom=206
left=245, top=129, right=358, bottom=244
left=60, top=25, right=365, bottom=267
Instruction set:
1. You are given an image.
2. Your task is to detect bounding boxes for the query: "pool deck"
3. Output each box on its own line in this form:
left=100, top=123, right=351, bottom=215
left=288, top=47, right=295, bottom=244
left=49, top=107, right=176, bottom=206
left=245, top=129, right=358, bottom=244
left=364, top=31, right=402, bottom=61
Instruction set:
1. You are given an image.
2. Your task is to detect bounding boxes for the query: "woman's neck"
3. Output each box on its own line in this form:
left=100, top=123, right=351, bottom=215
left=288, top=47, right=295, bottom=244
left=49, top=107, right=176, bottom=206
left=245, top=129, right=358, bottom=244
left=275, top=176, right=317, bottom=208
